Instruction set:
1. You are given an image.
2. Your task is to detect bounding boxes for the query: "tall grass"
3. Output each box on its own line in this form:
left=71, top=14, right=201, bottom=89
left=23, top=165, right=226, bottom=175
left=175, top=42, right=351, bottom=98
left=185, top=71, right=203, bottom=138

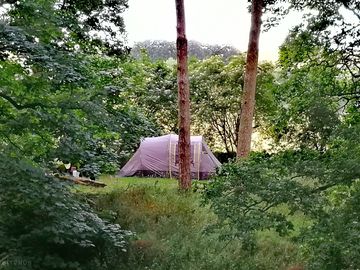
left=80, top=177, right=303, bottom=270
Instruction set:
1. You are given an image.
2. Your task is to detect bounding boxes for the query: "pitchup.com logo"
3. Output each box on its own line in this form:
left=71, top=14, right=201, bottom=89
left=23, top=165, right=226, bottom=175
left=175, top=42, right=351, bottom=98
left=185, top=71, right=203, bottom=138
left=0, top=257, right=31, bottom=269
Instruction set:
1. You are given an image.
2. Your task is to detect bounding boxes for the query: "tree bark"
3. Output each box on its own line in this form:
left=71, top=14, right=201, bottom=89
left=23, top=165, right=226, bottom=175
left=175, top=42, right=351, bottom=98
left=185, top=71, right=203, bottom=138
left=175, top=0, right=191, bottom=190
left=236, top=0, right=263, bottom=158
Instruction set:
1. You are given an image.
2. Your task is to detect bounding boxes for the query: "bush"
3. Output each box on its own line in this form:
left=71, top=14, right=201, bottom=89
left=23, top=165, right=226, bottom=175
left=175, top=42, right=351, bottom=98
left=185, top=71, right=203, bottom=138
left=203, top=124, right=360, bottom=269
left=302, top=182, right=360, bottom=269
left=0, top=154, right=132, bottom=270
left=202, top=151, right=318, bottom=251
left=92, top=184, right=300, bottom=270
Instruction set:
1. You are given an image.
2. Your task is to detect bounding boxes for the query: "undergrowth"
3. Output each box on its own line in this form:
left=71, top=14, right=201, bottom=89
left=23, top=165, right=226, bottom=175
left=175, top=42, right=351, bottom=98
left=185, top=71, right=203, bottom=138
left=82, top=178, right=303, bottom=270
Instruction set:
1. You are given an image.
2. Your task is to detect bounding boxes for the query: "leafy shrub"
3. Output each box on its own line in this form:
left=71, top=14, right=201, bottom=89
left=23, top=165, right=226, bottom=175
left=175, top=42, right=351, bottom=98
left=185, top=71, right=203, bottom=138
left=0, top=154, right=132, bottom=270
left=203, top=124, right=360, bottom=268
left=203, top=151, right=319, bottom=251
left=92, top=184, right=300, bottom=270
left=302, top=182, right=360, bottom=269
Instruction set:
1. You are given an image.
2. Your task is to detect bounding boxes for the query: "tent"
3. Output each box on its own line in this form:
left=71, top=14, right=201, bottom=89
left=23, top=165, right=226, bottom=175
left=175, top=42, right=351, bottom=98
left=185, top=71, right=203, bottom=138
left=118, top=134, right=221, bottom=180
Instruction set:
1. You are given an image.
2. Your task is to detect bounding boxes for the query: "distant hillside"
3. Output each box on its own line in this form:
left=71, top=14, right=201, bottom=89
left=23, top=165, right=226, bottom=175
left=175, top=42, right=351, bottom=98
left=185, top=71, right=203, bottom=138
left=131, top=40, right=240, bottom=61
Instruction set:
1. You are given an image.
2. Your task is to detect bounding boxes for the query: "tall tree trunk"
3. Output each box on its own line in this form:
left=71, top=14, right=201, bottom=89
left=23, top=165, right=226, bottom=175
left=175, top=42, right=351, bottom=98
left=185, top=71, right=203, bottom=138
left=175, top=0, right=191, bottom=190
left=236, top=0, right=263, bottom=158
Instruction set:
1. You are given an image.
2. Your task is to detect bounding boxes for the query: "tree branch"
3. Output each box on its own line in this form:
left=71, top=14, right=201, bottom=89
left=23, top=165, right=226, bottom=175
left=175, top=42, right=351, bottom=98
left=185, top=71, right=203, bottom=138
left=343, top=5, right=360, bottom=20
left=1, top=133, right=26, bottom=154
left=0, top=92, right=30, bottom=110
left=0, top=91, right=83, bottom=111
left=311, top=183, right=337, bottom=193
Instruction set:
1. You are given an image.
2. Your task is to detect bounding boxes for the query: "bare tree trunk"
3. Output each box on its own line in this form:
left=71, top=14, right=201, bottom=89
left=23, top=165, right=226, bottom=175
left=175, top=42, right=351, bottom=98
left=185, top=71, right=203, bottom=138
left=175, top=0, right=191, bottom=190
left=236, top=0, right=263, bottom=158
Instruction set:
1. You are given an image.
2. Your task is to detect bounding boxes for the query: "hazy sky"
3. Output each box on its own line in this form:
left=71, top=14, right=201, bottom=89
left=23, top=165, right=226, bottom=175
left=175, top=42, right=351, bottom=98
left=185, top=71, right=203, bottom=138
left=123, top=0, right=304, bottom=61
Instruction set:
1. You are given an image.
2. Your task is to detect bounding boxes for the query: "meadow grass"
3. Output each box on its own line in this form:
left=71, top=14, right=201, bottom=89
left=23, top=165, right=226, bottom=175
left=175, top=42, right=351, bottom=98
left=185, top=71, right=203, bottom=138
left=74, top=175, right=178, bottom=194
left=76, top=176, right=304, bottom=270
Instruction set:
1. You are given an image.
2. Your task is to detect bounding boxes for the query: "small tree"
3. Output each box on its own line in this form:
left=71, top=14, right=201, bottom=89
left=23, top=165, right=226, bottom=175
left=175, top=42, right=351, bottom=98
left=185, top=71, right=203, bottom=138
left=175, top=0, right=191, bottom=190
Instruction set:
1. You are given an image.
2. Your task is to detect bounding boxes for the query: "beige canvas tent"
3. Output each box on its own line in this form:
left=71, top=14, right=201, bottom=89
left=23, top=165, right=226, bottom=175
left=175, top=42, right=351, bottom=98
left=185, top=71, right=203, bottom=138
left=118, top=134, right=221, bottom=180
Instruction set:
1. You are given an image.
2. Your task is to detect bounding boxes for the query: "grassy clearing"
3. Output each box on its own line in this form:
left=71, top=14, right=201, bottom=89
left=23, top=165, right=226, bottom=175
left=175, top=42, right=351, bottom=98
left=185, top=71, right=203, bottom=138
left=77, top=177, right=303, bottom=270
left=74, top=176, right=178, bottom=194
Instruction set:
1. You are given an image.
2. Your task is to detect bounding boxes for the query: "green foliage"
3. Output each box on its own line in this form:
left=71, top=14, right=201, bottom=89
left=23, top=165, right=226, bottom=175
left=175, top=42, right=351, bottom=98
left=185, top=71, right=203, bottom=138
left=189, top=55, right=244, bottom=152
left=245, top=12, right=360, bottom=262
left=1, top=1, right=358, bottom=270
left=274, top=0, right=360, bottom=142
left=3, top=0, right=129, bottom=55
left=269, top=75, right=342, bottom=149
left=0, top=154, right=132, bottom=270
left=190, top=55, right=277, bottom=153
left=203, top=123, right=360, bottom=268
left=86, top=180, right=300, bottom=270
left=133, top=58, right=178, bottom=132
left=267, top=29, right=359, bottom=149
left=110, top=53, right=277, bottom=154
left=302, top=182, right=360, bottom=270
left=203, top=152, right=314, bottom=250
left=0, top=1, right=158, bottom=174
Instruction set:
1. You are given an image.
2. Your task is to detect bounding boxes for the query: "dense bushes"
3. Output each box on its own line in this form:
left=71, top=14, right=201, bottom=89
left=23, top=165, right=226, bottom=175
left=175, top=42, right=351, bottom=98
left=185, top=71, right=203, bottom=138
left=203, top=124, right=360, bottom=269
left=91, top=183, right=300, bottom=270
left=302, top=182, right=360, bottom=269
left=0, top=155, right=132, bottom=270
